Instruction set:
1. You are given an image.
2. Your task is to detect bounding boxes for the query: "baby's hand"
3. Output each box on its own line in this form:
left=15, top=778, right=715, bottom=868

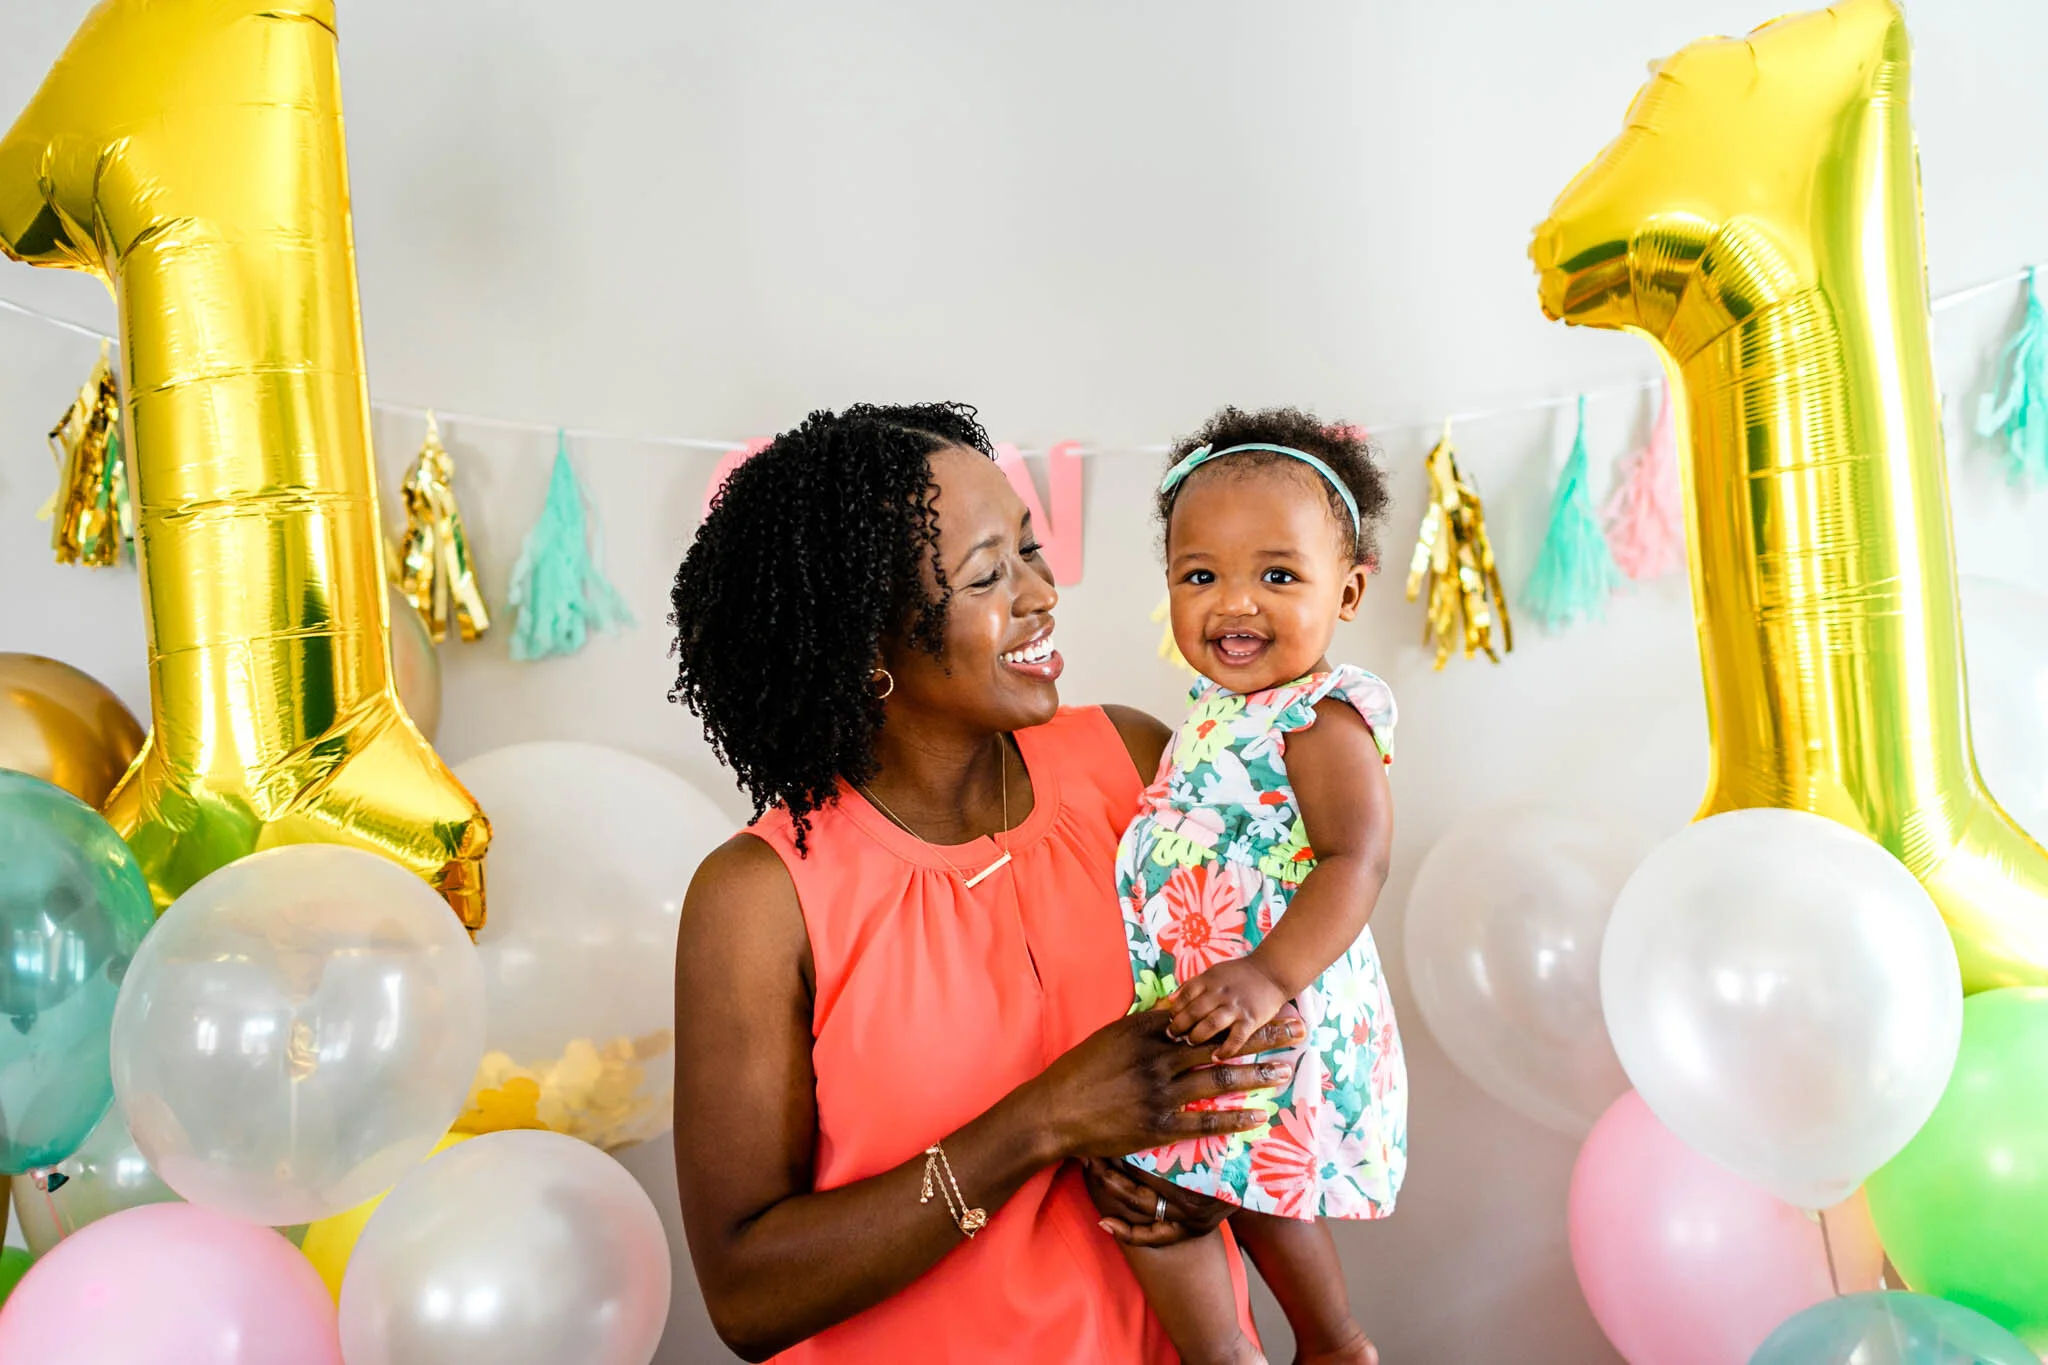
left=1161, top=959, right=1292, bottom=1059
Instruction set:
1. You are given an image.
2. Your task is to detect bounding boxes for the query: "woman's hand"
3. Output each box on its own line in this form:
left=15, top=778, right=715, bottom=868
left=1081, top=1158, right=1234, bottom=1248
left=1032, top=1008, right=1303, bottom=1162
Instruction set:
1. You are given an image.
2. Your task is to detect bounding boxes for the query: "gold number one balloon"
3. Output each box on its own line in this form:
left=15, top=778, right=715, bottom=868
left=1532, top=0, right=2048, bottom=992
left=0, top=0, right=488, bottom=928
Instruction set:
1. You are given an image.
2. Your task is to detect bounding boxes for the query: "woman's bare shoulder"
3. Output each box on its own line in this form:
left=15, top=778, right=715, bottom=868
left=681, top=832, right=809, bottom=986
left=694, top=829, right=794, bottom=886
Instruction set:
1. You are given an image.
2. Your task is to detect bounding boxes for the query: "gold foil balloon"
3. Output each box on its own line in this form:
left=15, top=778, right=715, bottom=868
left=1531, top=0, right=2048, bottom=993
left=0, top=0, right=488, bottom=926
left=0, top=653, right=144, bottom=807
left=387, top=584, right=443, bottom=744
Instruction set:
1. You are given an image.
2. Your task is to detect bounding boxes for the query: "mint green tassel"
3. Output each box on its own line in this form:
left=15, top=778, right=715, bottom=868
left=1524, top=395, right=1621, bottom=631
left=1976, top=266, right=2048, bottom=486
left=507, top=432, right=633, bottom=661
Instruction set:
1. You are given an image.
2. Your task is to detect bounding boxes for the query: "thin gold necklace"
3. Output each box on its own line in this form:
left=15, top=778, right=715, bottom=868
left=858, top=739, right=1014, bottom=889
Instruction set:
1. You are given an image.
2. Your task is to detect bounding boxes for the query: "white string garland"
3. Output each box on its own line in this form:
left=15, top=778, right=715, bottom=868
left=1, top=264, right=2033, bottom=456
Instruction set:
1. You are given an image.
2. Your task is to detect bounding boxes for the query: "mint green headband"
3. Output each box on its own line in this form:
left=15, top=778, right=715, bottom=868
left=1158, top=442, right=1361, bottom=541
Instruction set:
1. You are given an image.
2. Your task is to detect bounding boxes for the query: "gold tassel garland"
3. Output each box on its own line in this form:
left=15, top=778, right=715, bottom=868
left=1406, top=421, right=1512, bottom=669
left=396, top=411, right=491, bottom=643
left=44, top=341, right=132, bottom=567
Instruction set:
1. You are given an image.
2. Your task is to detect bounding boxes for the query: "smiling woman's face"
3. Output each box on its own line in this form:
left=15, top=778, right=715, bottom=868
left=880, top=445, right=1062, bottom=739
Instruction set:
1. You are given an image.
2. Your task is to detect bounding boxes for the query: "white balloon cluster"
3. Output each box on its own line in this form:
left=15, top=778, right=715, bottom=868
left=1406, top=798, right=1964, bottom=1202
left=1405, top=576, right=2048, bottom=1185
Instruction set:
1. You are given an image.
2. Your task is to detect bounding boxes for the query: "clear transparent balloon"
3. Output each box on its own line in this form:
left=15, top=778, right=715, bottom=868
left=1403, top=806, right=1652, bottom=1133
left=11, top=1102, right=180, bottom=1255
left=339, top=1130, right=670, bottom=1365
left=110, top=844, right=485, bottom=1225
left=454, top=743, right=731, bottom=1150
left=1600, top=808, right=1962, bottom=1208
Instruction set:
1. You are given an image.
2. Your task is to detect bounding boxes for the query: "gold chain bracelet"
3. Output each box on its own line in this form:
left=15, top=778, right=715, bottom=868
left=919, top=1142, right=988, bottom=1238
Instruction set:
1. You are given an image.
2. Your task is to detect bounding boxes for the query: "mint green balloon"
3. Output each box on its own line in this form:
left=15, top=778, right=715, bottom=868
left=1752, top=1290, right=2039, bottom=1364
left=0, top=1247, right=31, bottom=1307
left=0, top=771, right=156, bottom=1174
left=1867, top=988, right=2048, bottom=1349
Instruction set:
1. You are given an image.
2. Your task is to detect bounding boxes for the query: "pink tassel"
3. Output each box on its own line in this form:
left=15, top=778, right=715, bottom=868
left=1602, top=383, right=1685, bottom=581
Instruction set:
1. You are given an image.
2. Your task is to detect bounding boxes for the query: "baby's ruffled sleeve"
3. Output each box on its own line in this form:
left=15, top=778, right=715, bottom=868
left=1273, top=664, right=1397, bottom=764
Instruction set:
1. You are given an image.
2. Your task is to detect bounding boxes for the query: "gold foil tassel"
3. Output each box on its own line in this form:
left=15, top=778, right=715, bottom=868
left=1406, top=421, right=1512, bottom=669
left=45, top=341, right=131, bottom=567
left=397, top=411, right=491, bottom=643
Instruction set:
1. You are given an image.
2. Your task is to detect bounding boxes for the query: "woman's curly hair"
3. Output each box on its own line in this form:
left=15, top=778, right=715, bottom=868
left=669, top=402, right=994, bottom=851
left=1158, top=406, right=1391, bottom=567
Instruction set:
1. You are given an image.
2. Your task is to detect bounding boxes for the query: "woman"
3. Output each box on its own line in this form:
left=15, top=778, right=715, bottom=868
left=669, top=403, right=1298, bottom=1362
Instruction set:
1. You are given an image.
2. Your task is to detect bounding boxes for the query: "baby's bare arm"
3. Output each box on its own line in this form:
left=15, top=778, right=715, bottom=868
left=1247, top=699, right=1393, bottom=998
left=1162, top=700, right=1394, bottom=1057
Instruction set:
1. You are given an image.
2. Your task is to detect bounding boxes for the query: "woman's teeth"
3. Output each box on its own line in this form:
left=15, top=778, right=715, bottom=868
left=1001, top=634, right=1056, bottom=665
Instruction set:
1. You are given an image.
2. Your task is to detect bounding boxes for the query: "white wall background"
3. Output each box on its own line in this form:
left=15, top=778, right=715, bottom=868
left=4, top=2, right=2047, bottom=1361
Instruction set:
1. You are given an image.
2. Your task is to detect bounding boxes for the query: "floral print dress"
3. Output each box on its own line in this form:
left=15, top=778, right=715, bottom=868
left=1118, top=666, right=1407, bottom=1221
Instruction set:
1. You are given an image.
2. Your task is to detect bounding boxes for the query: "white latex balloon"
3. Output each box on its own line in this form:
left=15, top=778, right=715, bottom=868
left=339, top=1129, right=671, bottom=1365
left=111, top=845, right=486, bottom=1226
left=1961, top=575, right=2048, bottom=847
left=1404, top=807, right=1654, bottom=1134
left=454, top=743, right=732, bottom=1150
left=1601, top=808, right=1962, bottom=1208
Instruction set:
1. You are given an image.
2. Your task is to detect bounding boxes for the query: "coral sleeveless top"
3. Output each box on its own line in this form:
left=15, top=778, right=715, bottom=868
left=747, top=706, right=1253, bottom=1363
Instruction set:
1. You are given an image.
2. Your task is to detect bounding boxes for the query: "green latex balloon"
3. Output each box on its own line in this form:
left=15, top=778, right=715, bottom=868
left=0, top=771, right=156, bottom=1174
left=0, top=1247, right=31, bottom=1307
left=1867, top=987, right=2048, bottom=1348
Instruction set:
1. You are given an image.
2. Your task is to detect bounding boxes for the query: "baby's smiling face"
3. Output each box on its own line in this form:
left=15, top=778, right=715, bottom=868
left=1164, top=462, right=1368, bottom=695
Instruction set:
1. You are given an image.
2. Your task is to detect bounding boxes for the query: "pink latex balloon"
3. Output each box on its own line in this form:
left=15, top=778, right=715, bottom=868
left=0, top=1202, right=341, bottom=1364
left=1570, top=1091, right=1883, bottom=1365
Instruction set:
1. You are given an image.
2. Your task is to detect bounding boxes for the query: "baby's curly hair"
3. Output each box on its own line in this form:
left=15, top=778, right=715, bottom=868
left=1158, top=406, right=1391, bottom=567
left=668, top=402, right=994, bottom=850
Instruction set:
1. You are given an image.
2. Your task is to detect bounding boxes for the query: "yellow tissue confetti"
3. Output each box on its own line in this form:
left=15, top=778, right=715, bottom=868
left=456, top=1030, right=675, bottom=1151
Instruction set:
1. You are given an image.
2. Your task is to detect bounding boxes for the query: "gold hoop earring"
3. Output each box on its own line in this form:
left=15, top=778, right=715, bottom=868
left=871, top=668, right=895, bottom=700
